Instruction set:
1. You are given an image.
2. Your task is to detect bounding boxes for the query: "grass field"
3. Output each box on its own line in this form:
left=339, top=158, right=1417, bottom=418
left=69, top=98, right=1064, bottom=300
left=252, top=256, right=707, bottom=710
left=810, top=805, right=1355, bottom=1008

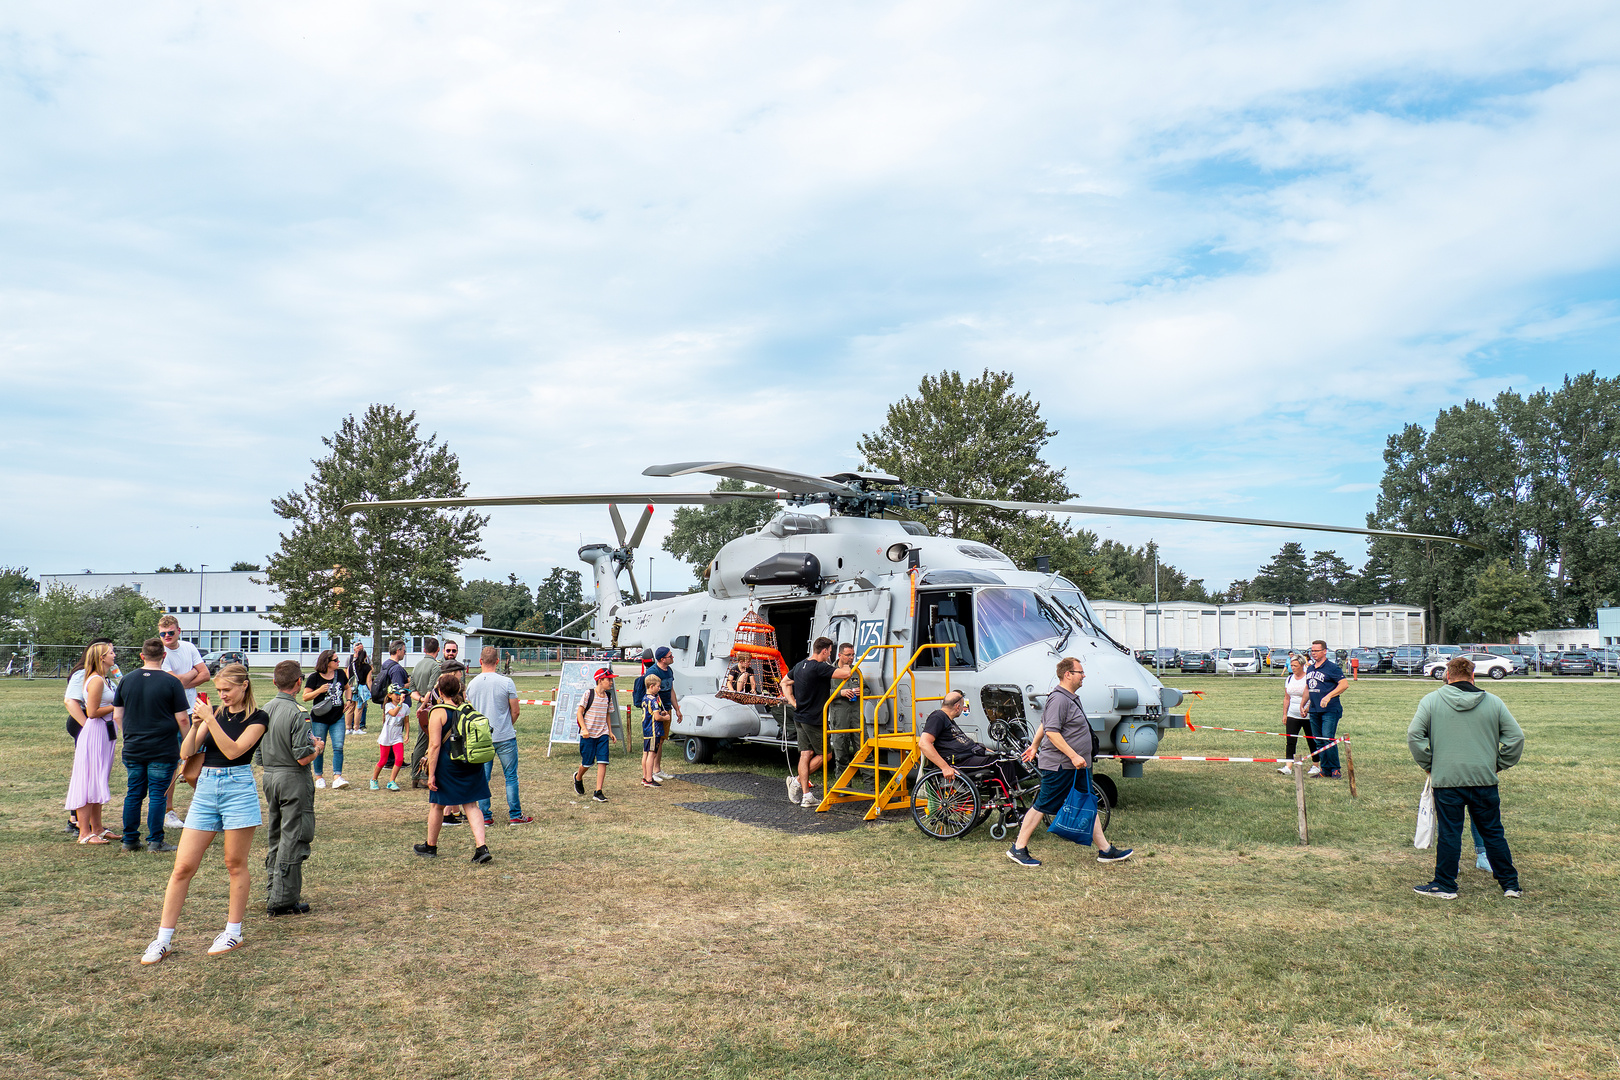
left=1, top=673, right=1616, bottom=1079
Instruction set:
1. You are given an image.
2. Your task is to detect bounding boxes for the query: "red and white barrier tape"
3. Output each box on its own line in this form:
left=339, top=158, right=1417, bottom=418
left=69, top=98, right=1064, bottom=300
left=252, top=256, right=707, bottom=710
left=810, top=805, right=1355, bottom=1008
left=1099, top=736, right=1344, bottom=764
left=1186, top=720, right=1352, bottom=743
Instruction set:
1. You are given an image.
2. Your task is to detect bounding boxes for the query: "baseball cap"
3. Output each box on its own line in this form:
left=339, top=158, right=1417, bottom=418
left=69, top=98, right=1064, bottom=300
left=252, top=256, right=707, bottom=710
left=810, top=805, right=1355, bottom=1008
left=593, top=667, right=614, bottom=682
left=654, top=646, right=672, bottom=661
left=389, top=684, right=407, bottom=695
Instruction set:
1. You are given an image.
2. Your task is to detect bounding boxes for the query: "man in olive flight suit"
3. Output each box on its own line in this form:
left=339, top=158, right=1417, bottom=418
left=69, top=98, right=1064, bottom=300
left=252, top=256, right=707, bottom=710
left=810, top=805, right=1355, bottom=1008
left=260, top=660, right=321, bottom=916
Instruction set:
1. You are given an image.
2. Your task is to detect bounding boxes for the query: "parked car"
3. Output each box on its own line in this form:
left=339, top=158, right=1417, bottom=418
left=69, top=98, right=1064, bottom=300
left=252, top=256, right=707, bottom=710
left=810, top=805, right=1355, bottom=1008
left=1227, top=647, right=1261, bottom=674
left=201, top=650, right=248, bottom=676
left=1211, top=647, right=1233, bottom=673
left=1591, top=648, right=1620, bottom=673
left=1135, top=650, right=1155, bottom=666
left=1391, top=645, right=1427, bottom=674
left=1267, top=647, right=1299, bottom=670
left=1348, top=647, right=1386, bottom=674
left=1150, top=647, right=1180, bottom=668
left=1426, top=644, right=1462, bottom=660
left=1424, top=651, right=1513, bottom=681
left=1555, top=651, right=1596, bottom=676
left=1179, top=650, right=1216, bottom=673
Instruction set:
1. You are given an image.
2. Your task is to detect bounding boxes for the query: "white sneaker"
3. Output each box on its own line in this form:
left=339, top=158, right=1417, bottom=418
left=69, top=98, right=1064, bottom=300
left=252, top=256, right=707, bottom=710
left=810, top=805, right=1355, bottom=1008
left=786, top=776, right=803, bottom=803
left=315, top=777, right=326, bottom=789
left=1307, top=765, right=1322, bottom=777
left=331, top=776, right=350, bottom=790
left=207, top=930, right=242, bottom=956
left=164, top=810, right=184, bottom=829
left=1277, top=764, right=1292, bottom=774
left=655, top=771, right=673, bottom=781
left=801, top=790, right=819, bottom=809
left=140, top=938, right=171, bottom=966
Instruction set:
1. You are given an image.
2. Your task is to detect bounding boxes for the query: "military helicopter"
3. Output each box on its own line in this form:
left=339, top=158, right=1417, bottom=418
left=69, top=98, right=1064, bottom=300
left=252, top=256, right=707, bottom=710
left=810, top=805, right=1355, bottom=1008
left=342, top=460, right=1479, bottom=797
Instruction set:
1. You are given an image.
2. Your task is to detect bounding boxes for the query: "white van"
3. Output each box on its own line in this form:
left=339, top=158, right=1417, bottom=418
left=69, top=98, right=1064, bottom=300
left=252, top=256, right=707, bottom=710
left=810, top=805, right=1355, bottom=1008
left=1227, top=647, right=1260, bottom=674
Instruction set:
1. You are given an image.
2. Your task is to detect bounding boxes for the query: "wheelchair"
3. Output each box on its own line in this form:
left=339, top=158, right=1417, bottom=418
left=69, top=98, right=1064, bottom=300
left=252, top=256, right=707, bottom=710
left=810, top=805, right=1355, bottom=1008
left=910, top=719, right=1112, bottom=841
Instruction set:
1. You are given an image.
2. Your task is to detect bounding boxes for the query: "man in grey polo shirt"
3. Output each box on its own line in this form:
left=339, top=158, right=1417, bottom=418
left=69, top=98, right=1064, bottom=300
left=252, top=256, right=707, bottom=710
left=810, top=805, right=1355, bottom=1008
left=469, top=646, right=531, bottom=826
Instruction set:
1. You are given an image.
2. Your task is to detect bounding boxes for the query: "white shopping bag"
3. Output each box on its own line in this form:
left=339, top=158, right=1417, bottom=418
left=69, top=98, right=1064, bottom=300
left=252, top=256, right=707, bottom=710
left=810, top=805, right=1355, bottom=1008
left=1413, top=777, right=1436, bottom=849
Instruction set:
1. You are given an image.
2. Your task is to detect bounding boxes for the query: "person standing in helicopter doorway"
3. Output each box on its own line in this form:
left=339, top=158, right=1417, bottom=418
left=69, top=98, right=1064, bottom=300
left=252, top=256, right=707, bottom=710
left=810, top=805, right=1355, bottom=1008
left=826, top=642, right=866, bottom=792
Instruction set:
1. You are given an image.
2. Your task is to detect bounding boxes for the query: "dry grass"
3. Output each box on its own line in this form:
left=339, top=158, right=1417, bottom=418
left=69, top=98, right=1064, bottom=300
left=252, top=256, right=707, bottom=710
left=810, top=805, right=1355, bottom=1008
left=1, top=672, right=1617, bottom=1079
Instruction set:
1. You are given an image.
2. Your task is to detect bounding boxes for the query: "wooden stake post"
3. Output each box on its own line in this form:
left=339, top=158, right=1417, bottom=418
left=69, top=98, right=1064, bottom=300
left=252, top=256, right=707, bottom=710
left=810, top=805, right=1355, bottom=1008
left=1294, top=747, right=1309, bottom=845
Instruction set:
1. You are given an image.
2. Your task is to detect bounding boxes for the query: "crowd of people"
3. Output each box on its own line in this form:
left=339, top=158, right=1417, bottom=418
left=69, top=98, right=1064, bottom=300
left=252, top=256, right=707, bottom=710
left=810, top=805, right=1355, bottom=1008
left=52, top=623, right=1526, bottom=965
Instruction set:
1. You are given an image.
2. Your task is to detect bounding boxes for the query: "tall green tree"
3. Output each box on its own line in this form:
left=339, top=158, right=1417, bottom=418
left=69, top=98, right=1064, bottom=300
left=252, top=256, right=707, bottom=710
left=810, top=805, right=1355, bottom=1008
left=524, top=567, right=591, bottom=636
left=1306, top=550, right=1356, bottom=603
left=1248, top=543, right=1311, bottom=603
left=857, top=369, right=1072, bottom=565
left=1451, top=560, right=1553, bottom=643
left=24, top=582, right=165, bottom=666
left=263, top=405, right=487, bottom=651
left=661, top=478, right=778, bottom=585
left=0, top=567, right=36, bottom=638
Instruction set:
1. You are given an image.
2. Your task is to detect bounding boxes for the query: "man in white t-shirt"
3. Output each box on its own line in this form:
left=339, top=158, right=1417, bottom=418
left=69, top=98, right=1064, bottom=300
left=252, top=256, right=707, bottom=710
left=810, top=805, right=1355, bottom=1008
left=157, top=614, right=211, bottom=827
left=467, top=646, right=530, bottom=826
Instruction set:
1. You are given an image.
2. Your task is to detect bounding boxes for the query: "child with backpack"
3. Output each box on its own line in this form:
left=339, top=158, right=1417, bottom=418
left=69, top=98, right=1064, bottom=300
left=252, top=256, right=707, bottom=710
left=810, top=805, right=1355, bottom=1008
left=412, top=672, right=494, bottom=863
left=639, top=673, right=669, bottom=789
left=573, top=668, right=621, bottom=803
left=370, top=685, right=408, bottom=791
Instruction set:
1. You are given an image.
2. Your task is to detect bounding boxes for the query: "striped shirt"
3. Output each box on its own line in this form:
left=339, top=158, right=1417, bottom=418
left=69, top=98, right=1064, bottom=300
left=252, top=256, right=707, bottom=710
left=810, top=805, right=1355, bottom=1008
left=579, top=690, right=614, bottom=738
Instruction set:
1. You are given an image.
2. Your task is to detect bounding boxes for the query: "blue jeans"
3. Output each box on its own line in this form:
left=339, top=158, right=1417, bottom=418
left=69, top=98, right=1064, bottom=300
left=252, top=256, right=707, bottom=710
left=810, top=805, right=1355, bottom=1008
left=478, top=738, right=521, bottom=819
left=1307, top=711, right=1342, bottom=773
left=122, top=758, right=177, bottom=847
left=310, top=719, right=345, bottom=775
left=1432, top=784, right=1518, bottom=893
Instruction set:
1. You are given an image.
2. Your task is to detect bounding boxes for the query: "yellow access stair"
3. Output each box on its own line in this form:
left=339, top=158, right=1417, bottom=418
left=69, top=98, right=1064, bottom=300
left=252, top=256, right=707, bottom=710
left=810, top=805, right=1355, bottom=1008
left=815, top=643, right=953, bottom=820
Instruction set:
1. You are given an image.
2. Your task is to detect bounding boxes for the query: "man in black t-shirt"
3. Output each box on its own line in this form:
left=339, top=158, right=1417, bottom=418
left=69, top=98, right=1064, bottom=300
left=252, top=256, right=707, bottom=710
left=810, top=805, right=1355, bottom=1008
left=782, top=637, right=853, bottom=808
left=113, top=638, right=191, bottom=852
left=920, top=690, right=1020, bottom=794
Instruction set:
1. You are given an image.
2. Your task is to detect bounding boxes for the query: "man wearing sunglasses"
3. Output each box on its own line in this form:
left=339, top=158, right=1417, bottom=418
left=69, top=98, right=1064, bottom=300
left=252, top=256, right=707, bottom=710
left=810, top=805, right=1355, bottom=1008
left=156, top=615, right=211, bottom=829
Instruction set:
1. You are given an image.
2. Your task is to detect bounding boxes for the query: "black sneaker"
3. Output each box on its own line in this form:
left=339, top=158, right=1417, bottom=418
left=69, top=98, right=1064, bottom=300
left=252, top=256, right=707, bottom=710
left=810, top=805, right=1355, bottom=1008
left=471, top=845, right=492, bottom=864
left=442, top=812, right=465, bottom=825
left=573, top=775, right=586, bottom=796
left=1412, top=882, right=1457, bottom=899
left=148, top=839, right=178, bottom=853
left=121, top=842, right=142, bottom=853
left=267, top=902, right=311, bottom=917
left=1098, top=846, right=1134, bottom=863
left=592, top=790, right=608, bottom=803
left=413, top=842, right=438, bottom=858
left=1006, top=847, right=1042, bottom=868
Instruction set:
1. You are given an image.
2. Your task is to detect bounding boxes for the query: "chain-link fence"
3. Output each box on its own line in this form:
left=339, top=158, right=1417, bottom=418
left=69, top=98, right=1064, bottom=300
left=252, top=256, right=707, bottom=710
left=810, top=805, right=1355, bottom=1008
left=0, top=643, right=147, bottom=680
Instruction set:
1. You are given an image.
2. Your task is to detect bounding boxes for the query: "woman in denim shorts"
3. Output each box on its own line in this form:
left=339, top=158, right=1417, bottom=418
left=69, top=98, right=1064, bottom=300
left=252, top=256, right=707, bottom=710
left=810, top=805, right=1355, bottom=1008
left=140, top=664, right=267, bottom=966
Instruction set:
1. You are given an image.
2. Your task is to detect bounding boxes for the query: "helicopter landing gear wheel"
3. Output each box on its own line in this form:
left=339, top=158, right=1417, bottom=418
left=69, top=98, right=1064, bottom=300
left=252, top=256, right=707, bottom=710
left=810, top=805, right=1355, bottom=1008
left=1093, top=773, right=1118, bottom=809
left=911, top=771, right=980, bottom=840
left=683, top=737, right=715, bottom=765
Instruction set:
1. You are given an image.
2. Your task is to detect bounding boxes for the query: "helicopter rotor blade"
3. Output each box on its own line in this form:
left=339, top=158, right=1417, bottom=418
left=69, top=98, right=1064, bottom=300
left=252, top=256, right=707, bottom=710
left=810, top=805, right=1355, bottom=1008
left=340, top=491, right=780, bottom=517
left=608, top=503, right=629, bottom=547
left=627, top=503, right=654, bottom=550
left=624, top=561, right=643, bottom=605
left=929, top=496, right=1485, bottom=550
left=643, top=461, right=861, bottom=497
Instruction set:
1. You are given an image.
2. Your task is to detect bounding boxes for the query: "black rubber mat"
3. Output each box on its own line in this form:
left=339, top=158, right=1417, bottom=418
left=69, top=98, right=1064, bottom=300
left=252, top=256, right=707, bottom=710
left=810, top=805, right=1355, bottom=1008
left=668, top=771, right=786, bottom=799
left=675, top=798, right=871, bottom=835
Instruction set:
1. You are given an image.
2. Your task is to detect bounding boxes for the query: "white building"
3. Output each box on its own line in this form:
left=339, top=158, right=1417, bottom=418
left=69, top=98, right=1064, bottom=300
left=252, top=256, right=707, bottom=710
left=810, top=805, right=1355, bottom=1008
left=38, top=571, right=465, bottom=666
left=1088, top=598, right=1427, bottom=652
left=1516, top=626, right=1602, bottom=651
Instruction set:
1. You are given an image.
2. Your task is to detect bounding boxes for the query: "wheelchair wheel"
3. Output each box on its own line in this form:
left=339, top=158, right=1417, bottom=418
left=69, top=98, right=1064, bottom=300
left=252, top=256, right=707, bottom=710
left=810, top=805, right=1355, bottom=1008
left=1091, top=777, right=1112, bottom=833
left=911, top=770, right=981, bottom=840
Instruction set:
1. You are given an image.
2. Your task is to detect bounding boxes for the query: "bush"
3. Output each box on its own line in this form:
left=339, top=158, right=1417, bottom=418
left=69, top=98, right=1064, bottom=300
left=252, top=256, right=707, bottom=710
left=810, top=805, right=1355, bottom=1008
left=23, top=582, right=167, bottom=667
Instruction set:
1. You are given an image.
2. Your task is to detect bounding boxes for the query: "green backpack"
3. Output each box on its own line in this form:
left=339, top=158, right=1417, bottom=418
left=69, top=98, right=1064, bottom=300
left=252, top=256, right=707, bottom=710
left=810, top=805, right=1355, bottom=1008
left=445, top=702, right=497, bottom=765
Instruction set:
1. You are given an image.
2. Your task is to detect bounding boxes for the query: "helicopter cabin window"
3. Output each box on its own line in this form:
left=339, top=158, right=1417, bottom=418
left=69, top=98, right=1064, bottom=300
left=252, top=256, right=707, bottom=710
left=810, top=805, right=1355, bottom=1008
left=975, top=588, right=1068, bottom=665
left=913, top=591, right=976, bottom=670
left=694, top=629, right=710, bottom=667
left=899, top=520, right=930, bottom=536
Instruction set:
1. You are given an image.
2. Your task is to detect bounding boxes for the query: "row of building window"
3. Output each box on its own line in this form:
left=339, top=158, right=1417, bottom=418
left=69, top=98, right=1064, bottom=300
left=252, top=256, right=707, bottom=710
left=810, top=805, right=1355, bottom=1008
left=178, top=630, right=325, bottom=654
left=166, top=605, right=267, bottom=614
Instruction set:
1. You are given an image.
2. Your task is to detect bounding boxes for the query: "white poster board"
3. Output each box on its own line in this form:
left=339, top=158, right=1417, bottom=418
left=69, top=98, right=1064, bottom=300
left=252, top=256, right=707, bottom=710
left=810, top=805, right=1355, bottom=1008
left=547, top=661, right=625, bottom=757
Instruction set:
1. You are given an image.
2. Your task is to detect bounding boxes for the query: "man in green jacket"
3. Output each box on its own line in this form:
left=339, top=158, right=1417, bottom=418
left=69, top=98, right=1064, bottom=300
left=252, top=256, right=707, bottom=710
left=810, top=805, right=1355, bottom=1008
left=1407, top=655, right=1524, bottom=900
left=261, top=660, right=320, bottom=916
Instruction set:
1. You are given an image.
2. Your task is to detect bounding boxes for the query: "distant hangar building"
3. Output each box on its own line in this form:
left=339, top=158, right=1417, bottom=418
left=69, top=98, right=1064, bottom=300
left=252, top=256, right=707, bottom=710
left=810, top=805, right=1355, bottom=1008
left=1087, top=599, right=1428, bottom=652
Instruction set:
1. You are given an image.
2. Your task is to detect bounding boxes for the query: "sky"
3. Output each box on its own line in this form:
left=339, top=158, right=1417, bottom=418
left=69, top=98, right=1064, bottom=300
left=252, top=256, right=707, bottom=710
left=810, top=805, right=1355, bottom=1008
left=4, top=2, right=1620, bottom=597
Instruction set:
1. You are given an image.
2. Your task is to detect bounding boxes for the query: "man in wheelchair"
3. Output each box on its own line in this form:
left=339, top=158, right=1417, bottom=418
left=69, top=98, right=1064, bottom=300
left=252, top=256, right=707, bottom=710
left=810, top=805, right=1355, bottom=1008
left=919, top=691, right=1025, bottom=796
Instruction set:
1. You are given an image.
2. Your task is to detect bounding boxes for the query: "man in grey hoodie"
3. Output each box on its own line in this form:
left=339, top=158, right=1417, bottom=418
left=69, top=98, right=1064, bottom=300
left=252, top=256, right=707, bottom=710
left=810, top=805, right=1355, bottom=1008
left=1407, top=654, right=1524, bottom=900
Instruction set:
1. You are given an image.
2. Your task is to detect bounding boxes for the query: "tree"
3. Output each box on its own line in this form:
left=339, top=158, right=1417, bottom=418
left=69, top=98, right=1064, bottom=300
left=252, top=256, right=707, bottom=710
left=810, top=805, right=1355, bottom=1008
left=857, top=369, right=1073, bottom=565
left=525, top=567, right=591, bottom=636
left=263, top=405, right=488, bottom=652
left=0, top=567, right=37, bottom=637
left=1248, top=543, right=1311, bottom=603
left=661, top=478, right=778, bottom=584
left=155, top=563, right=193, bottom=573
left=1307, top=550, right=1356, bottom=604
left=1073, top=539, right=1209, bottom=603
left=25, top=581, right=165, bottom=666
left=1452, top=560, right=1552, bottom=643
left=460, top=573, right=536, bottom=646
left=229, top=561, right=261, bottom=572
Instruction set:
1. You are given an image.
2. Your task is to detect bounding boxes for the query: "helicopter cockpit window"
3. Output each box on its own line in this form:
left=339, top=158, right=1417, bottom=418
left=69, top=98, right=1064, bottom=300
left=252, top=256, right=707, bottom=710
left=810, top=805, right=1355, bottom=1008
left=1049, top=580, right=1102, bottom=636
left=766, top=513, right=829, bottom=538
left=899, top=520, right=930, bottom=537
left=913, top=590, right=975, bottom=670
left=976, top=588, right=1068, bottom=665
left=957, top=543, right=1013, bottom=564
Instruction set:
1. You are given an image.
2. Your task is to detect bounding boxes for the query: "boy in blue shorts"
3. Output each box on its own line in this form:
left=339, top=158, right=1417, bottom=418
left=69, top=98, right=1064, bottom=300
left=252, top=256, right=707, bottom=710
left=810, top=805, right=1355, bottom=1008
left=573, top=668, right=620, bottom=804
left=638, top=673, right=669, bottom=788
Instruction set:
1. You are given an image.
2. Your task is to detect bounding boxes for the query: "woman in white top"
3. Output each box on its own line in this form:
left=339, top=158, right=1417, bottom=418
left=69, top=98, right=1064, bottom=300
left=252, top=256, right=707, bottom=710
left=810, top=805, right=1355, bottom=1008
left=1279, top=655, right=1309, bottom=774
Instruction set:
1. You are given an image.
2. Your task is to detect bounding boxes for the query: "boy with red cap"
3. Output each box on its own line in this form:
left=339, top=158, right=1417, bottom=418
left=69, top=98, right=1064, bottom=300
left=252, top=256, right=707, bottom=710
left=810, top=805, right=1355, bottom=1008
left=573, top=668, right=621, bottom=803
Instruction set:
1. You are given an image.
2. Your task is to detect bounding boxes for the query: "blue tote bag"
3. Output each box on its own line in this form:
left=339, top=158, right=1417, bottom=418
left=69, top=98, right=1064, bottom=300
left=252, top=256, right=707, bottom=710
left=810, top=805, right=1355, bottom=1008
left=1046, top=768, right=1097, bottom=845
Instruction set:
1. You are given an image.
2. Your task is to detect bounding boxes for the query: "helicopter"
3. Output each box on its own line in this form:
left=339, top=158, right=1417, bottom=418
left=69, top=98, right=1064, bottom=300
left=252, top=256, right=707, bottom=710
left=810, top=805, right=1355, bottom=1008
left=342, top=460, right=1480, bottom=800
